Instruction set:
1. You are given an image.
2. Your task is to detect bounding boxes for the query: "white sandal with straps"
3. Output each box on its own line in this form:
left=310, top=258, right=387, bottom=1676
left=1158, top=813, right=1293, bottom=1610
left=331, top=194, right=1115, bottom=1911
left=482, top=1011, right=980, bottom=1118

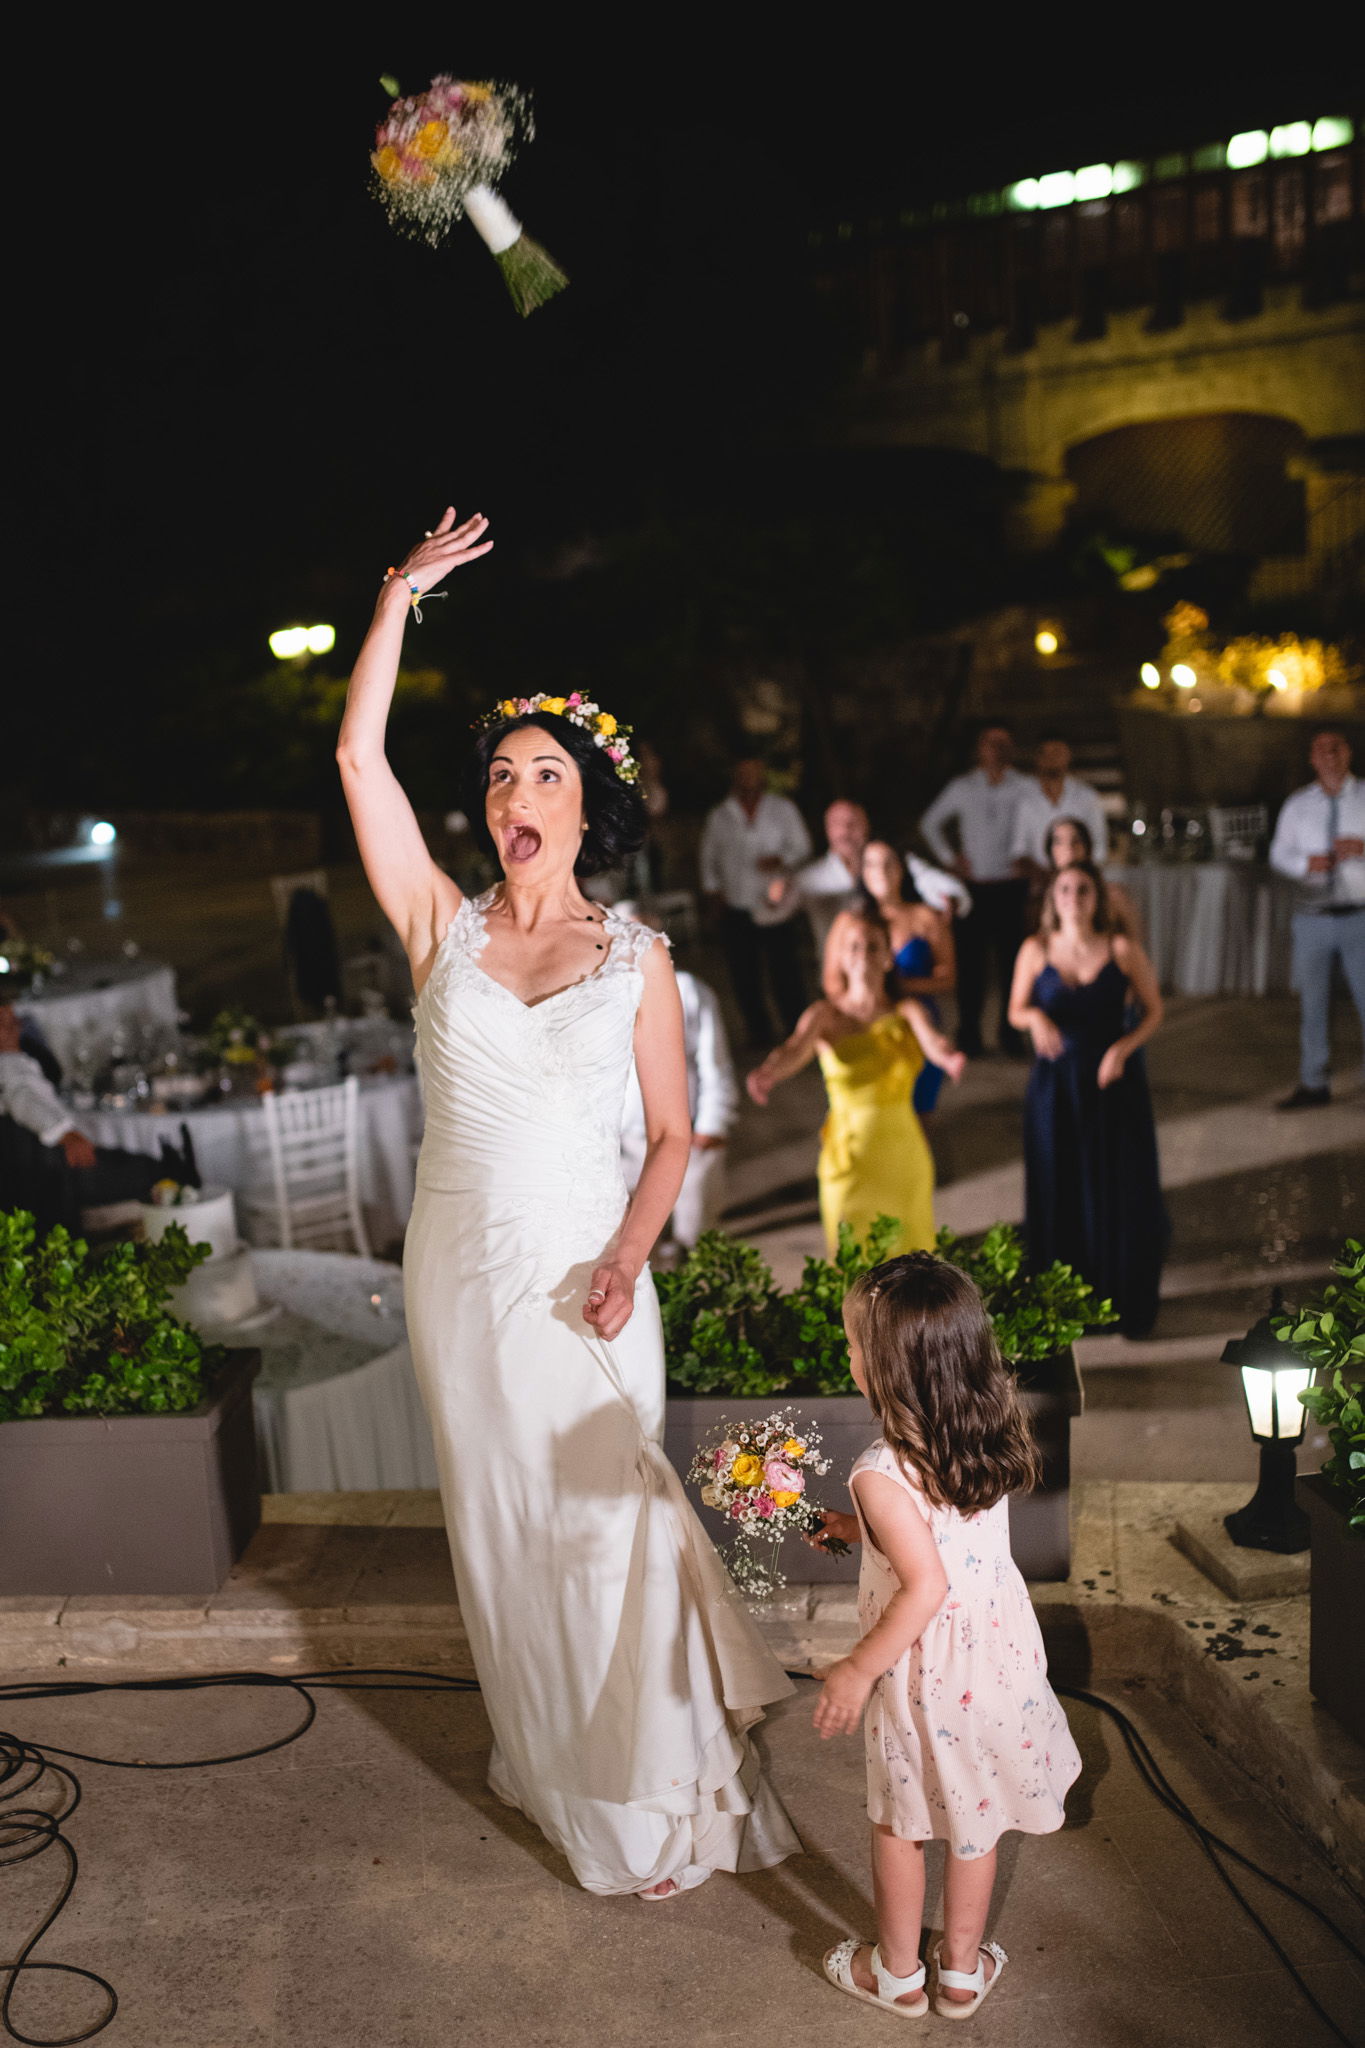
left=822, top=1938, right=928, bottom=2018
left=932, top=1938, right=1008, bottom=2019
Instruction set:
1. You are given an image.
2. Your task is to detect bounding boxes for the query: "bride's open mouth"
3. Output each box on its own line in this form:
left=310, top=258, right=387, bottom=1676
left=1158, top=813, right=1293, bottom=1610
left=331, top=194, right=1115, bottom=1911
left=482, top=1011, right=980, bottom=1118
left=503, top=824, right=542, bottom=865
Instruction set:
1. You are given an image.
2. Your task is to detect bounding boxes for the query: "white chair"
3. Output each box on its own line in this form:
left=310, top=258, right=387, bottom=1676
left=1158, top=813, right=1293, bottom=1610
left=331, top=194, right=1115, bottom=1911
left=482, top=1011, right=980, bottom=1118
left=243, top=1076, right=371, bottom=1257
left=1208, top=804, right=1269, bottom=861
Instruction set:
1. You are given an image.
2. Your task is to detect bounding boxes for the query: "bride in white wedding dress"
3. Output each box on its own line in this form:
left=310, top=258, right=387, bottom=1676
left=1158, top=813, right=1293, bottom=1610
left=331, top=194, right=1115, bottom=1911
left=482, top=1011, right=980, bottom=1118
left=337, top=507, right=800, bottom=1897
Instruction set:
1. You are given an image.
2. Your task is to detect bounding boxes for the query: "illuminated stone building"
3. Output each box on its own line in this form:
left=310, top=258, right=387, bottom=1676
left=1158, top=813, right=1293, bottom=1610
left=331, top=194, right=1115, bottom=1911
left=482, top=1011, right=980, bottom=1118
left=814, top=117, right=1365, bottom=601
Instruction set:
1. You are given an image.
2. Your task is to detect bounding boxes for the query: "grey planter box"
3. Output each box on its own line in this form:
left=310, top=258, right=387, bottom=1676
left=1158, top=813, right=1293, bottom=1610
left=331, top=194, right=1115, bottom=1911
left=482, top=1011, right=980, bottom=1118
left=0, top=1351, right=262, bottom=1596
left=1298, top=1472, right=1365, bottom=1748
left=663, top=1350, right=1083, bottom=1586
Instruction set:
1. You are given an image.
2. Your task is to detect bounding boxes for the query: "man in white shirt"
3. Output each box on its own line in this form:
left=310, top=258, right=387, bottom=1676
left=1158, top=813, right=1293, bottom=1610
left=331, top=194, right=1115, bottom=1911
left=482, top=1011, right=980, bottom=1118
left=792, top=799, right=871, bottom=956
left=617, top=908, right=738, bottom=1251
left=1268, top=727, right=1365, bottom=1109
left=699, top=759, right=812, bottom=1045
left=1009, top=735, right=1110, bottom=875
left=0, top=1002, right=196, bottom=1234
left=794, top=799, right=969, bottom=956
left=920, top=724, right=1029, bottom=1056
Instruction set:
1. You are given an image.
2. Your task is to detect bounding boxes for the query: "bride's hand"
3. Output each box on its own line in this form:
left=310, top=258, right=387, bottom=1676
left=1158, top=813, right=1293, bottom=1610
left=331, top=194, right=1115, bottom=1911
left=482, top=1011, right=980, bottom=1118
left=396, top=506, right=494, bottom=595
left=583, top=1259, right=637, bottom=1341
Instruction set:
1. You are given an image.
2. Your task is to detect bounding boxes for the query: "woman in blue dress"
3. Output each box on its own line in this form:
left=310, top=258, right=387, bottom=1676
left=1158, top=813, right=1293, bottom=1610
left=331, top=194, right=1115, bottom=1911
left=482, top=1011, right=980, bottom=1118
left=824, top=841, right=956, bottom=1113
left=1007, top=861, right=1167, bottom=1337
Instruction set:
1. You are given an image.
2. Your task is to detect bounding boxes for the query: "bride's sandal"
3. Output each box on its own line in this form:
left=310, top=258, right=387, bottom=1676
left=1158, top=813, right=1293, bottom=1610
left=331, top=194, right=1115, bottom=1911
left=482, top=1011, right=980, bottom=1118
left=932, top=1939, right=1008, bottom=2019
left=822, top=1939, right=928, bottom=2018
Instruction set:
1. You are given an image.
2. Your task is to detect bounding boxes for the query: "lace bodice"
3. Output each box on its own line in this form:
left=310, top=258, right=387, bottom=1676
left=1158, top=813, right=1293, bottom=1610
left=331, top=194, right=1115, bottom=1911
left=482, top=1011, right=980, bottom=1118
left=412, top=891, right=665, bottom=1253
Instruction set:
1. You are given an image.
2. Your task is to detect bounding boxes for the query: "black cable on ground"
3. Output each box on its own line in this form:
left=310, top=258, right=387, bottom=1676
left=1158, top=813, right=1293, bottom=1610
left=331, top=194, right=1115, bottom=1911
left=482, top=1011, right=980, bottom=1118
left=1, top=1670, right=1361, bottom=2047
left=1058, top=1682, right=1365, bottom=2048
left=0, top=1671, right=478, bottom=2044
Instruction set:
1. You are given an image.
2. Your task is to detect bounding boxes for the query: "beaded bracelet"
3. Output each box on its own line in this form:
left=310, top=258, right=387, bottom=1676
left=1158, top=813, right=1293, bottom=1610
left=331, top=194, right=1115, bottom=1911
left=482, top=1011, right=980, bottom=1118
left=383, top=566, right=425, bottom=622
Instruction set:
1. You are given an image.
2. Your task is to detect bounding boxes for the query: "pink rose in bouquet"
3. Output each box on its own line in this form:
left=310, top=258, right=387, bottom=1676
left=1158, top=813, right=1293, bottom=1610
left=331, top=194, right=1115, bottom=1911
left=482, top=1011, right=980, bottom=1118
left=763, top=1457, right=804, bottom=1496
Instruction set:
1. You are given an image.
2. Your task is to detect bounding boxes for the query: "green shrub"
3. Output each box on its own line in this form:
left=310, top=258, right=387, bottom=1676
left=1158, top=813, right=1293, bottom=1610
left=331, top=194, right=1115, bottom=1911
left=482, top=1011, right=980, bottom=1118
left=1275, top=1237, right=1365, bottom=1538
left=934, top=1223, right=1117, bottom=1363
left=656, top=1231, right=792, bottom=1396
left=0, top=1209, right=223, bottom=1420
left=658, top=1216, right=1109, bottom=1399
left=786, top=1216, right=902, bottom=1394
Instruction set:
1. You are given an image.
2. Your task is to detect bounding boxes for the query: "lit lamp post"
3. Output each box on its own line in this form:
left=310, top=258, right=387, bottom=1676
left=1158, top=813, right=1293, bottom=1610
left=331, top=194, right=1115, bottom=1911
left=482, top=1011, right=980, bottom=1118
left=1222, top=1294, right=1314, bottom=1554
left=269, top=625, right=336, bottom=661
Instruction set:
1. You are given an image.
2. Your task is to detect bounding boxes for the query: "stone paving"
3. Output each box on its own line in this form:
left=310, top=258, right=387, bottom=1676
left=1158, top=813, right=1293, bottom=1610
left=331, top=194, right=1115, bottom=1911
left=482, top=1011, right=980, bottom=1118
left=3, top=1618, right=1363, bottom=2046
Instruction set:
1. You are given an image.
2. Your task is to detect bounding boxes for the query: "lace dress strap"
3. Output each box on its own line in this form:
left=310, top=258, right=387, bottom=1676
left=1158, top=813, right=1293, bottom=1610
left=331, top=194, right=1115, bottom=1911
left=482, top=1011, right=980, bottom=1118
left=601, top=915, right=671, bottom=974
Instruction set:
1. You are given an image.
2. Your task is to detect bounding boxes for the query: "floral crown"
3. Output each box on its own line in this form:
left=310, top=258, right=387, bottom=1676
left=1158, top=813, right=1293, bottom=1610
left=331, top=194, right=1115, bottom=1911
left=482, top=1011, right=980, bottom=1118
left=475, top=692, right=640, bottom=785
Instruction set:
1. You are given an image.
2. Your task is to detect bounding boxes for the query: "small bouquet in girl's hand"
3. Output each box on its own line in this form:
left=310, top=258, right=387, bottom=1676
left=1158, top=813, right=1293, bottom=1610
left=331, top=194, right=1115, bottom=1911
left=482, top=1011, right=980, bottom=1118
left=688, top=1410, right=850, bottom=1599
left=370, top=75, right=568, bottom=315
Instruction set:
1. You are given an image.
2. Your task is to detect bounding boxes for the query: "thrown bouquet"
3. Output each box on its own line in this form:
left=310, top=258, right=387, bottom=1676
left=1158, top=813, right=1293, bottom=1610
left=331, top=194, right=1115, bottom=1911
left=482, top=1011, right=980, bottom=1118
left=370, top=74, right=568, bottom=316
left=687, top=1410, right=850, bottom=1599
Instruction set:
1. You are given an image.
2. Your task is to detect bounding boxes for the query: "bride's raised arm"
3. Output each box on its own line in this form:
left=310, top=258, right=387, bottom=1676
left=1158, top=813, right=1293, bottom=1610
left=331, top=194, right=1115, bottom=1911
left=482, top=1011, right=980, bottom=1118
left=336, top=506, right=494, bottom=987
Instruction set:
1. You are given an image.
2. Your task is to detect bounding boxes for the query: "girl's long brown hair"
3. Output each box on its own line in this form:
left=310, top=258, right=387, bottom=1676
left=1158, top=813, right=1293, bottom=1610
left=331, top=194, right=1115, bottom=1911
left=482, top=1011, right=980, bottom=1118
left=845, top=1253, right=1040, bottom=1513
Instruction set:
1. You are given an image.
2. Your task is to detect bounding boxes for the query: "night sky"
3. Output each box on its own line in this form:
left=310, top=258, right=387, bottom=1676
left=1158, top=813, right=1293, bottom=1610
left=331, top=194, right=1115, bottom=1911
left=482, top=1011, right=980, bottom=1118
left=16, top=30, right=1347, bottom=803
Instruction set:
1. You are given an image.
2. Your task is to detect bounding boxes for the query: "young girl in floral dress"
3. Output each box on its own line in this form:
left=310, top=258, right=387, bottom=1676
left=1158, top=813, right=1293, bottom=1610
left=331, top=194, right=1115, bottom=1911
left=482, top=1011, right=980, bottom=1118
left=813, top=1252, right=1081, bottom=2020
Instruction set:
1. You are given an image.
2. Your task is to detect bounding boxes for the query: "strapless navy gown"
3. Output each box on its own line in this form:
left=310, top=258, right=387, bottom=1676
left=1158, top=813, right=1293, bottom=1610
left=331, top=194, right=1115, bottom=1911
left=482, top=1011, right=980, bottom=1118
left=895, top=935, right=944, bottom=1113
left=1023, top=959, right=1167, bottom=1336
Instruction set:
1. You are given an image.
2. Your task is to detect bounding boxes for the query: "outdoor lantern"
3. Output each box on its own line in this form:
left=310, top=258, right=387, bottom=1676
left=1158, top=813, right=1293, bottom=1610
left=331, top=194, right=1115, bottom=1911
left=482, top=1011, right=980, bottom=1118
left=1221, top=1293, right=1314, bottom=1553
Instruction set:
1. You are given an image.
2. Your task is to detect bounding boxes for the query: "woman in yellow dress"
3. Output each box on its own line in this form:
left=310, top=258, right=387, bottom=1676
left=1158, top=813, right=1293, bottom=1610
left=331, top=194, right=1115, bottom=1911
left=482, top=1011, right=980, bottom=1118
left=746, top=909, right=965, bottom=1254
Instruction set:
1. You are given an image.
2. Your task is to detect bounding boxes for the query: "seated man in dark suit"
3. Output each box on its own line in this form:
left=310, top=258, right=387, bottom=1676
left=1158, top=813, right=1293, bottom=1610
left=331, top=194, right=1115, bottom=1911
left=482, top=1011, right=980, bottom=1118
left=0, top=1002, right=197, bottom=1236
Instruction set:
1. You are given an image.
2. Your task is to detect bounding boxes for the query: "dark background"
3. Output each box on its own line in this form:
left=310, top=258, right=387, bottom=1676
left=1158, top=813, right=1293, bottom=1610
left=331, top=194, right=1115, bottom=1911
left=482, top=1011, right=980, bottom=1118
left=14, top=30, right=1349, bottom=815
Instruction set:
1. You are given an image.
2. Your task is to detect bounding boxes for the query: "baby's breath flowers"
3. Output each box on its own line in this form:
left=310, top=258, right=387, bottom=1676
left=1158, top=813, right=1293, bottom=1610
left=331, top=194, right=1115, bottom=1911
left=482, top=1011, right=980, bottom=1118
left=370, top=75, right=567, bottom=316
left=688, top=1410, right=849, bottom=1599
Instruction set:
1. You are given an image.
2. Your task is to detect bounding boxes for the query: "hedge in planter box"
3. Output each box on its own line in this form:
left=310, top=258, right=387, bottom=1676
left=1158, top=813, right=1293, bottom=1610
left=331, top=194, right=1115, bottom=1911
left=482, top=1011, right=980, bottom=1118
left=658, top=1217, right=1112, bottom=1399
left=1277, top=1236, right=1365, bottom=1539
left=0, top=1208, right=260, bottom=1596
left=1275, top=1238, right=1365, bottom=1746
left=0, top=1207, right=222, bottom=1418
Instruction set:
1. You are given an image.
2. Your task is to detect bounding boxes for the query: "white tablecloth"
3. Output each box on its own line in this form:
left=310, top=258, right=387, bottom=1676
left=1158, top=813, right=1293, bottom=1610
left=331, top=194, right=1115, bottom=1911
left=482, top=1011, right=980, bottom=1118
left=1108, top=863, right=1297, bottom=996
left=82, top=1073, right=422, bottom=1249
left=16, top=961, right=179, bottom=1073
left=225, top=1250, right=437, bottom=1493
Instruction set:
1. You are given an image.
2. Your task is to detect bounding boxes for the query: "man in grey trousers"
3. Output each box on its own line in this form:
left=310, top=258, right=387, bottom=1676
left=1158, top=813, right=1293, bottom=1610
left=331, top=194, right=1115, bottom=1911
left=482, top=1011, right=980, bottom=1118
left=1269, top=727, right=1365, bottom=1108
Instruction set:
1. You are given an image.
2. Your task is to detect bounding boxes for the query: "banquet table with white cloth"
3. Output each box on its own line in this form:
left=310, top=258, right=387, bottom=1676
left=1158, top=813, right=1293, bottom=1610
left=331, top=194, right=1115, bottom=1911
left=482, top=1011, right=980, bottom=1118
left=1106, top=861, right=1298, bottom=997
left=15, top=960, right=179, bottom=1073
left=225, top=1249, right=436, bottom=1492
left=82, top=1073, right=422, bottom=1249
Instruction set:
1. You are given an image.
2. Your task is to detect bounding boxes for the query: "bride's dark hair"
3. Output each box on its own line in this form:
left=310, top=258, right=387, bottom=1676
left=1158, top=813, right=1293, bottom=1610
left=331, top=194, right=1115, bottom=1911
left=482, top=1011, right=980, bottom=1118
left=466, top=713, right=648, bottom=878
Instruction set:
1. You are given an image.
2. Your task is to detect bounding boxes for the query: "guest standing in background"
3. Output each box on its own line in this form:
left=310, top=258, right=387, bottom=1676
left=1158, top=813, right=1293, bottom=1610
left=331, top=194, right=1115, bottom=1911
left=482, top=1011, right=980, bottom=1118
left=699, top=758, right=811, bottom=1047
left=1008, top=863, right=1166, bottom=1338
left=617, top=904, right=738, bottom=1254
left=794, top=799, right=873, bottom=956
left=1270, top=726, right=1365, bottom=1110
left=1009, top=735, right=1109, bottom=882
left=795, top=802, right=968, bottom=959
left=824, top=843, right=956, bottom=1115
left=920, top=725, right=1027, bottom=1057
left=1041, top=817, right=1142, bottom=941
left=747, top=909, right=964, bottom=1256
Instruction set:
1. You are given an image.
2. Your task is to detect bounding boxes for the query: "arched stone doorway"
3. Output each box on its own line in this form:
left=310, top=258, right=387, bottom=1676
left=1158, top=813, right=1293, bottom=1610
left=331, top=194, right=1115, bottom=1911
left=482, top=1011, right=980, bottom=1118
left=1065, top=412, right=1305, bottom=555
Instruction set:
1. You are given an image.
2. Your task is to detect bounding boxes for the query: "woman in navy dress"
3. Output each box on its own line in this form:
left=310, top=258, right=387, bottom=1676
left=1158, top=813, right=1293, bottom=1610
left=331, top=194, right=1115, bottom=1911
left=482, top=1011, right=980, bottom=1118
left=824, top=841, right=956, bottom=1113
left=1007, top=861, right=1167, bottom=1337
